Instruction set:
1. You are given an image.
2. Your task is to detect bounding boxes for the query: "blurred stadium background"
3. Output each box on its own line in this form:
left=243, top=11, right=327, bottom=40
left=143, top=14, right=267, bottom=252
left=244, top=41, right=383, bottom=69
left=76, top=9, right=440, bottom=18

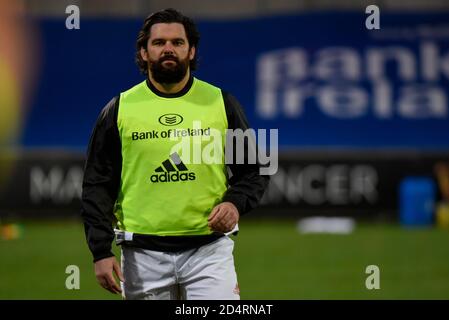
left=1, top=0, right=449, bottom=299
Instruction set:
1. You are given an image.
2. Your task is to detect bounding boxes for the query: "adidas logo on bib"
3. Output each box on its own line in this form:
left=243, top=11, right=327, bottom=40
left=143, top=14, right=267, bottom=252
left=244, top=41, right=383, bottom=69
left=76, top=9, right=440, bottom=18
left=150, top=152, right=196, bottom=183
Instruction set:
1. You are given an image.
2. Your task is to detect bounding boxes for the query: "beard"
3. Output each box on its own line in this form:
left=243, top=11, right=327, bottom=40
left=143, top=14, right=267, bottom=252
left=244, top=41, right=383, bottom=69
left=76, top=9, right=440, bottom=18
left=149, top=55, right=189, bottom=84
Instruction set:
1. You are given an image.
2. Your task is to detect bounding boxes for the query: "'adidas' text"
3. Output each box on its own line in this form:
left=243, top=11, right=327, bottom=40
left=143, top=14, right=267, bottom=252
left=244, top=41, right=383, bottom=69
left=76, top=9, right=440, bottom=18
left=150, top=171, right=196, bottom=183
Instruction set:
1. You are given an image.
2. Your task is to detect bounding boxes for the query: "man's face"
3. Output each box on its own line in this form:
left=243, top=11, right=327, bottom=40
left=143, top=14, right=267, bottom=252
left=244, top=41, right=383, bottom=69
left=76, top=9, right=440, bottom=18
left=141, top=22, right=195, bottom=84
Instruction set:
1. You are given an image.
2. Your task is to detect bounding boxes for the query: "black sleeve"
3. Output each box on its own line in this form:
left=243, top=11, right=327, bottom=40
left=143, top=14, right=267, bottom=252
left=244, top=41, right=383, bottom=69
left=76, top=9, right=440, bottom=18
left=221, top=90, right=270, bottom=215
left=80, top=96, right=122, bottom=262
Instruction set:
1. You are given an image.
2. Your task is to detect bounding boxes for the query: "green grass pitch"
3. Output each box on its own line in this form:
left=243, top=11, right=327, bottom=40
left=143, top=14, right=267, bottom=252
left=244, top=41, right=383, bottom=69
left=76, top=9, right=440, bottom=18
left=1, top=218, right=449, bottom=299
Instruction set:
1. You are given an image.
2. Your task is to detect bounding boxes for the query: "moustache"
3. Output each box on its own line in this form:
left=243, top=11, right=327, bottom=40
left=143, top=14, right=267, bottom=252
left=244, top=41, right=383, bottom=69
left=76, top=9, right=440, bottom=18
left=159, top=56, right=179, bottom=63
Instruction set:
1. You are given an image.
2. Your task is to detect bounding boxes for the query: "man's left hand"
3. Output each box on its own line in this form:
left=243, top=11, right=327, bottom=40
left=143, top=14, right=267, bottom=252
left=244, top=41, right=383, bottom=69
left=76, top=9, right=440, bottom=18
left=208, top=202, right=240, bottom=233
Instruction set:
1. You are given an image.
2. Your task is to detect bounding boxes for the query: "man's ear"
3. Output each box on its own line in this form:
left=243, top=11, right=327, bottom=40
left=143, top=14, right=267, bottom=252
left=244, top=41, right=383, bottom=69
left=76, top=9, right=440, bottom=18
left=140, top=47, right=148, bottom=62
left=189, top=46, right=196, bottom=61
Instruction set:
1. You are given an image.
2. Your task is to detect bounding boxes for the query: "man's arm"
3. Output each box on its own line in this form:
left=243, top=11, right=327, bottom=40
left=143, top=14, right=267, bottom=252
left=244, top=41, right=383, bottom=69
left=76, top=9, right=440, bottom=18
left=81, top=96, right=124, bottom=293
left=208, top=91, right=270, bottom=233
left=221, top=91, right=270, bottom=215
left=81, top=96, right=122, bottom=262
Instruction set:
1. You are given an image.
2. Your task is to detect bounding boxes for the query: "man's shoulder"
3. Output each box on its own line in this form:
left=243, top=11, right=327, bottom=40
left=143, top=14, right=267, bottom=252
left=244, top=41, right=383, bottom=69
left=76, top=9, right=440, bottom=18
left=193, top=77, right=223, bottom=93
left=194, top=78, right=238, bottom=101
left=119, top=80, right=148, bottom=101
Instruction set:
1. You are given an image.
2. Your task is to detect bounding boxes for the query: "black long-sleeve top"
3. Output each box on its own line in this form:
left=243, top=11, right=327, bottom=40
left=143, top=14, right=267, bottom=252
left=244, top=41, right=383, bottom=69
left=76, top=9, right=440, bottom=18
left=81, top=76, right=270, bottom=262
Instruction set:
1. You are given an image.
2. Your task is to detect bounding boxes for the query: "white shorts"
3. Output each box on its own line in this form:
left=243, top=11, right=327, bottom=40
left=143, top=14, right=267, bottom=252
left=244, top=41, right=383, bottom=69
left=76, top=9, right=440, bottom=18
left=121, top=236, right=240, bottom=300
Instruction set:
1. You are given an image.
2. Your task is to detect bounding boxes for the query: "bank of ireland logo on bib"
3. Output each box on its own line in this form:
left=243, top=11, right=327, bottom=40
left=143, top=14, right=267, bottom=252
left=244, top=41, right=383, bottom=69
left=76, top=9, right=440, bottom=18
left=150, top=152, right=196, bottom=183
left=158, top=113, right=183, bottom=126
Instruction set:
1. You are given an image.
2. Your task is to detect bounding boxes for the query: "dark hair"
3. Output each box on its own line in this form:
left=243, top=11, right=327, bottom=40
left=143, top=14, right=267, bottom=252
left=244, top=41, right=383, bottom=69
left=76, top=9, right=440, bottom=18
left=136, top=8, right=200, bottom=75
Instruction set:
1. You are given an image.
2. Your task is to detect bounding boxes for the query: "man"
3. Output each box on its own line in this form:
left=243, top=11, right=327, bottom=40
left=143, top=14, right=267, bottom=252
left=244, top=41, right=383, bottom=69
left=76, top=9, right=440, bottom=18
left=81, top=8, right=269, bottom=300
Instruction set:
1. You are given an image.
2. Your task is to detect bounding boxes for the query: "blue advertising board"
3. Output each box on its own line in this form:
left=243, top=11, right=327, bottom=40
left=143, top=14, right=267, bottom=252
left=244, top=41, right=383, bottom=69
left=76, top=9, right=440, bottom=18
left=21, top=12, right=449, bottom=149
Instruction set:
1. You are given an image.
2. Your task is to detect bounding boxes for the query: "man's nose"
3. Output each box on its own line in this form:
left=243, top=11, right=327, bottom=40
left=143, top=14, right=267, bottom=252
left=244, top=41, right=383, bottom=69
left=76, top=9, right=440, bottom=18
left=163, top=41, right=175, bottom=53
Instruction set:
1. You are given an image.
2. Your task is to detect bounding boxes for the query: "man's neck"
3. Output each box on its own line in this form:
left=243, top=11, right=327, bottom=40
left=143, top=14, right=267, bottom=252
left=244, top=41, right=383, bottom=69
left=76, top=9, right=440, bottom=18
left=148, top=72, right=191, bottom=94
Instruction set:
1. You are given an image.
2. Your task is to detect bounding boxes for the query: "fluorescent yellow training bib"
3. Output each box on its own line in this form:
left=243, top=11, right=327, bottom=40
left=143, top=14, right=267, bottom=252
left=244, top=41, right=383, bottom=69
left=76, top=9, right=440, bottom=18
left=114, top=78, right=229, bottom=236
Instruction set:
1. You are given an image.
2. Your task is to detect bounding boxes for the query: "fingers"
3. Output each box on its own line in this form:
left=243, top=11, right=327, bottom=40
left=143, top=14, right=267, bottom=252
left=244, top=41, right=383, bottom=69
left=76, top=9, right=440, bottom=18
left=106, top=273, right=122, bottom=294
left=98, top=277, right=112, bottom=293
left=208, top=207, right=224, bottom=227
left=113, top=260, right=125, bottom=283
left=98, top=273, right=121, bottom=294
left=210, top=210, right=230, bottom=232
left=95, top=257, right=122, bottom=294
left=208, top=208, right=237, bottom=233
left=207, top=205, right=222, bottom=224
